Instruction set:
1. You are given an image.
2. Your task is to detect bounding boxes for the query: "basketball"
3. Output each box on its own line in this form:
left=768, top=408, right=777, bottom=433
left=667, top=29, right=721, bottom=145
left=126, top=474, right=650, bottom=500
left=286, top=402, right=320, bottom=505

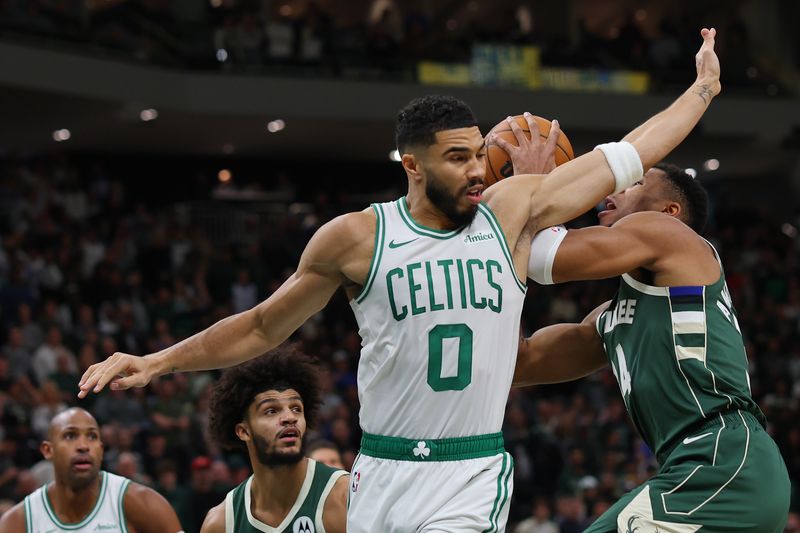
left=485, top=115, right=575, bottom=185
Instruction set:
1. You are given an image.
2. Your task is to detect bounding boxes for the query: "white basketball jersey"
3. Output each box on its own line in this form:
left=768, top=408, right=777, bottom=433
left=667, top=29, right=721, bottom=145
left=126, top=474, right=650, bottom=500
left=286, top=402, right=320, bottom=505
left=25, top=471, right=131, bottom=532
left=350, top=198, right=526, bottom=438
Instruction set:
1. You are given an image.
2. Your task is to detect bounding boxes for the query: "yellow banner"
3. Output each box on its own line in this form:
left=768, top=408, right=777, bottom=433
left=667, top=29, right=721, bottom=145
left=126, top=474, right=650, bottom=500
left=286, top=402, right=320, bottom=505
left=539, top=68, right=650, bottom=94
left=417, top=62, right=471, bottom=86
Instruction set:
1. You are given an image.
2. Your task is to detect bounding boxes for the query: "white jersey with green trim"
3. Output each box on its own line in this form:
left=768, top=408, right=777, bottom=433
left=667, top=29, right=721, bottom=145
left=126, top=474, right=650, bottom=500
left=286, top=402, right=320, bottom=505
left=24, top=471, right=131, bottom=533
left=350, top=198, right=527, bottom=438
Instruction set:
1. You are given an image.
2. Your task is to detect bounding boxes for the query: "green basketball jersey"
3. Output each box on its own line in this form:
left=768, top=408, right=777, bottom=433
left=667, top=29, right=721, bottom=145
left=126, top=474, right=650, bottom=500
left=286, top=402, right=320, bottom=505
left=224, top=459, right=347, bottom=533
left=596, top=260, right=766, bottom=460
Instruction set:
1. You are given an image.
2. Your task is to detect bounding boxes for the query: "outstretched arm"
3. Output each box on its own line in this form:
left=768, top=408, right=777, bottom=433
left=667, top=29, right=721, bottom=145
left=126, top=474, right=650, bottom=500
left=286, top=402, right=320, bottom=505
left=79, top=210, right=373, bottom=397
left=513, top=302, right=609, bottom=387
left=549, top=212, right=685, bottom=282
left=487, top=28, right=721, bottom=233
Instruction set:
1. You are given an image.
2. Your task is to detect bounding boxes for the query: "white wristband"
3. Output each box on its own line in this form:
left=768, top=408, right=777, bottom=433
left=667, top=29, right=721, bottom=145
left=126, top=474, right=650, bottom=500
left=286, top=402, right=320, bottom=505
left=594, top=141, right=643, bottom=193
left=528, top=225, right=568, bottom=285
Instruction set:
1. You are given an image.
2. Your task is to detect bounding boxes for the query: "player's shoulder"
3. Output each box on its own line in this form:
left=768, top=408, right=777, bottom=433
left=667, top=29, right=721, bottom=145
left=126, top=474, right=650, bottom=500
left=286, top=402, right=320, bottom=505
left=0, top=500, right=26, bottom=533
left=200, top=501, right=227, bottom=533
left=321, top=474, right=349, bottom=533
left=319, top=208, right=376, bottom=242
left=614, top=210, right=685, bottom=226
left=613, top=211, right=695, bottom=236
left=122, top=481, right=173, bottom=519
left=613, top=211, right=707, bottom=253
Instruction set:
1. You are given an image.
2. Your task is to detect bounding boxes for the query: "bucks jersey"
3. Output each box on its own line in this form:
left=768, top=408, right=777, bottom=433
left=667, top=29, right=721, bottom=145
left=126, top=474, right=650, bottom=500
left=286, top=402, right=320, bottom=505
left=350, top=198, right=527, bottom=438
left=596, top=263, right=766, bottom=460
left=224, top=459, right=346, bottom=533
left=25, top=471, right=131, bottom=532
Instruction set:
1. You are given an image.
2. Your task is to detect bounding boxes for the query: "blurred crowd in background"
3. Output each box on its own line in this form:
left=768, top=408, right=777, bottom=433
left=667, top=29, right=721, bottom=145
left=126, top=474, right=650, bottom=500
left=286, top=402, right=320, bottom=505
left=0, top=155, right=798, bottom=532
left=0, top=0, right=794, bottom=95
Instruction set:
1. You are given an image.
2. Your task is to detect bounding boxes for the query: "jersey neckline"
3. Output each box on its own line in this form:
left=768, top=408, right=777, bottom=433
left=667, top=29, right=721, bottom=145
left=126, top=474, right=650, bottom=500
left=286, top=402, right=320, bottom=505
left=42, top=471, right=108, bottom=529
left=243, top=459, right=316, bottom=532
left=397, top=197, right=467, bottom=238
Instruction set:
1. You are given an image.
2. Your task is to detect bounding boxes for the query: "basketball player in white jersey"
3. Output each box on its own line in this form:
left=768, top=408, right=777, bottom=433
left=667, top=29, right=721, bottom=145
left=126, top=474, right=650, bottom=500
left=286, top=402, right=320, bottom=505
left=79, top=29, right=721, bottom=532
left=0, top=408, right=182, bottom=533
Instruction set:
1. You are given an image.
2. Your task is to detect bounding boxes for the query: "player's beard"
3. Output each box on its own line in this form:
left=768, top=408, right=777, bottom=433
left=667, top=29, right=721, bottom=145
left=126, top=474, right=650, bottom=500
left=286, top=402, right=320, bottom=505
left=252, top=433, right=306, bottom=467
left=426, top=170, right=479, bottom=228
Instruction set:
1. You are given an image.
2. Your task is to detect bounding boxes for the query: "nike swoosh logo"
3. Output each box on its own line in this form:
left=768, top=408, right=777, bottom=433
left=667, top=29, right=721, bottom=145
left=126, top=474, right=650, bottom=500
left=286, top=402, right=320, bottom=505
left=682, top=432, right=713, bottom=445
left=388, top=238, right=419, bottom=249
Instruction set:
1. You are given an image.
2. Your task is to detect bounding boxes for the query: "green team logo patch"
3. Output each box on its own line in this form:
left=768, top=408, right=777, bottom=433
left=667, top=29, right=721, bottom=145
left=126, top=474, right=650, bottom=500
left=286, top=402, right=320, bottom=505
left=292, top=516, right=314, bottom=533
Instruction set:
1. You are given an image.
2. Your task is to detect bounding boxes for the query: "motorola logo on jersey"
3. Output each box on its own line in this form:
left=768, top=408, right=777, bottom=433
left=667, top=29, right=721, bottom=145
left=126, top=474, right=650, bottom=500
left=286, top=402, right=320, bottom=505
left=292, top=516, right=315, bottom=533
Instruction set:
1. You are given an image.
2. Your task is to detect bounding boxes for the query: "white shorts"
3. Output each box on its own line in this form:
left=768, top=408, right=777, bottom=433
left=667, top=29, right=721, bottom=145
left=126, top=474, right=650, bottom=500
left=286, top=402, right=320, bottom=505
left=347, top=450, right=514, bottom=532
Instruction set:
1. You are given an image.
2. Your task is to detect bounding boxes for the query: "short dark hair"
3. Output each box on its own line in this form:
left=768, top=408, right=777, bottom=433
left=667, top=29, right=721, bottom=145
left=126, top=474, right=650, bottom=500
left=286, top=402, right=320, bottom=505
left=395, top=95, right=478, bottom=153
left=653, top=162, right=709, bottom=233
left=208, top=344, right=321, bottom=450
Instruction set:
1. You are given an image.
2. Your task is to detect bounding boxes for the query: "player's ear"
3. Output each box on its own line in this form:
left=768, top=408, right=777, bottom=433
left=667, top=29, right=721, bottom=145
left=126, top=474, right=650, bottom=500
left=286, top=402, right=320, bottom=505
left=663, top=201, right=681, bottom=218
left=235, top=422, right=251, bottom=443
left=402, top=152, right=423, bottom=182
left=40, top=440, right=53, bottom=460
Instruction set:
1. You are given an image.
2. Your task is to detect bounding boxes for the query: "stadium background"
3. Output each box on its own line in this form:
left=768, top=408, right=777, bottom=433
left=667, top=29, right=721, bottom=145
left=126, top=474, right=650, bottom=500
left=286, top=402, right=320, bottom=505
left=0, top=0, right=798, bottom=531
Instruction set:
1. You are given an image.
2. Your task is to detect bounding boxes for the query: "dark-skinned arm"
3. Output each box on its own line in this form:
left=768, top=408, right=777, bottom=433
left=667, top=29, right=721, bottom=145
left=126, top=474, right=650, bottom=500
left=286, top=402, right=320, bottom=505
left=513, top=302, right=609, bottom=387
left=200, top=502, right=225, bottom=533
left=124, top=483, right=183, bottom=533
left=551, top=212, right=693, bottom=283
left=0, top=501, right=25, bottom=533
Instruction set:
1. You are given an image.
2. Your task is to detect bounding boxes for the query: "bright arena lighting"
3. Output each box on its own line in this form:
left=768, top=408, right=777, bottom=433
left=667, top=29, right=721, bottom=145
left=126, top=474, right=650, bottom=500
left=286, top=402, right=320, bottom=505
left=703, top=158, right=720, bottom=171
left=389, top=150, right=401, bottom=162
left=218, top=169, right=232, bottom=182
left=267, top=119, right=285, bottom=133
left=685, top=168, right=697, bottom=178
left=140, top=108, right=159, bottom=122
left=52, top=129, right=71, bottom=142
left=209, top=0, right=222, bottom=6
left=216, top=48, right=228, bottom=62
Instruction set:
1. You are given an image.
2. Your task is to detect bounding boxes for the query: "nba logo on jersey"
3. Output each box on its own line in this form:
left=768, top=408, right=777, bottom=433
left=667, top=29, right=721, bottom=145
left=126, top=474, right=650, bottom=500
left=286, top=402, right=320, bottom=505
left=292, top=516, right=314, bottom=533
left=351, top=471, right=360, bottom=493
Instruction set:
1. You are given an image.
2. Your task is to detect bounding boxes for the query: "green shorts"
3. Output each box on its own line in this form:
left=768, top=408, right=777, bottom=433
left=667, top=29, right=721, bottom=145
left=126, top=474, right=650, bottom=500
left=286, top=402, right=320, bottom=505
left=586, top=410, right=790, bottom=533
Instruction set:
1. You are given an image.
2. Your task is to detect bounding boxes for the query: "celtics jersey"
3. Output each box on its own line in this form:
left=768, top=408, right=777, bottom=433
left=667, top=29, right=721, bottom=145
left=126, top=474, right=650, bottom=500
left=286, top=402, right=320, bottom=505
left=224, top=459, right=346, bottom=533
left=596, top=258, right=766, bottom=460
left=25, top=471, right=131, bottom=532
left=350, top=198, right=527, bottom=438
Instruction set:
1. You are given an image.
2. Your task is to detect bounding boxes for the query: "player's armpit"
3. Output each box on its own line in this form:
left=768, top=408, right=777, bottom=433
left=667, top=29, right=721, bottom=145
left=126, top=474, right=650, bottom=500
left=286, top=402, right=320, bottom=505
left=322, top=475, right=349, bottom=533
left=199, top=502, right=226, bottom=533
left=513, top=302, right=609, bottom=387
left=551, top=212, right=676, bottom=283
left=124, top=483, right=184, bottom=533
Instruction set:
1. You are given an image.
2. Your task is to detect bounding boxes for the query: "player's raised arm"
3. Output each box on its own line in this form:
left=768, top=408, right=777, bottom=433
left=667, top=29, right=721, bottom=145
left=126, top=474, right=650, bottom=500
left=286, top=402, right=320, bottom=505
left=78, top=210, right=374, bottom=397
left=513, top=302, right=609, bottom=387
left=489, top=28, right=721, bottom=233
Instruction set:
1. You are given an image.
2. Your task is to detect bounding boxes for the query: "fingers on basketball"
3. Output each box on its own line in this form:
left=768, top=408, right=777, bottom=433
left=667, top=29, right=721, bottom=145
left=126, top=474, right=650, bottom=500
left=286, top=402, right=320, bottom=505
left=485, top=114, right=574, bottom=185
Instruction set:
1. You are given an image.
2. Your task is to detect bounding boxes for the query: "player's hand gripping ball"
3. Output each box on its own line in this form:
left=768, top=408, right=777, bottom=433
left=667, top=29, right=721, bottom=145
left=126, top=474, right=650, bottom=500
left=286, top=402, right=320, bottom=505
left=485, top=114, right=574, bottom=186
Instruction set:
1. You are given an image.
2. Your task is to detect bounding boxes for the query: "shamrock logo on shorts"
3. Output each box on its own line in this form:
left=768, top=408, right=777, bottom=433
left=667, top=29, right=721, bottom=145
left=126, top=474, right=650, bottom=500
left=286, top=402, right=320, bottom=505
left=413, top=441, right=430, bottom=459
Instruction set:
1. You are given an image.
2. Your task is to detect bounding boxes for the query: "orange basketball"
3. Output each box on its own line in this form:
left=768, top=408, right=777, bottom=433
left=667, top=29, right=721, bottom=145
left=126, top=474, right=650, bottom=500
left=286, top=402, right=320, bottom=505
left=485, top=115, right=575, bottom=186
